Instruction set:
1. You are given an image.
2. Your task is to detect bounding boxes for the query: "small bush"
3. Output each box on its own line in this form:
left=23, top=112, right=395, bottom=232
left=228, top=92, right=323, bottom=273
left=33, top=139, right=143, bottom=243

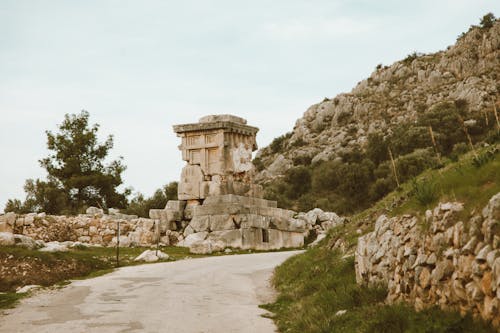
left=480, top=13, right=496, bottom=29
left=472, top=148, right=498, bottom=168
left=270, top=132, right=292, bottom=154
left=411, top=177, right=438, bottom=206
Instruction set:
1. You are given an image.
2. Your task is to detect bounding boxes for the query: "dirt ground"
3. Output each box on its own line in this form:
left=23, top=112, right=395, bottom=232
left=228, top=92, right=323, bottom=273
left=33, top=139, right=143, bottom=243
left=0, top=251, right=106, bottom=292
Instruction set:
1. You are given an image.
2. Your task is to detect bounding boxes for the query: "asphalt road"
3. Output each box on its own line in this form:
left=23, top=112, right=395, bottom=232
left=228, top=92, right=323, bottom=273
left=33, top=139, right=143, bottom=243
left=0, top=250, right=301, bottom=333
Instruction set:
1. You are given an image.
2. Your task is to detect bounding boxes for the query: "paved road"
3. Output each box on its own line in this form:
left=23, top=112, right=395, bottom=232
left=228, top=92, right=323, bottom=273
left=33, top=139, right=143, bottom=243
left=0, top=251, right=301, bottom=333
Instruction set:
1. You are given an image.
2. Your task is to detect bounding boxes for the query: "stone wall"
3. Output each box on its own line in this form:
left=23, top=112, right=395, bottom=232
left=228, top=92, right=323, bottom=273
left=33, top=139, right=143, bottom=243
left=355, top=192, right=500, bottom=327
left=0, top=208, right=179, bottom=248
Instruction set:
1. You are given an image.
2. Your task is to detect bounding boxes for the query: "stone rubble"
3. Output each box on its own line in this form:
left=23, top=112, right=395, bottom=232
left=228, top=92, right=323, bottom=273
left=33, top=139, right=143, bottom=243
left=355, top=192, right=500, bottom=327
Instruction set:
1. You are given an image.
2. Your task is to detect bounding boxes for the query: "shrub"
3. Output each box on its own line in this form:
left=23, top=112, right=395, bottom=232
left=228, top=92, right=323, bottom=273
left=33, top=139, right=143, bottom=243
left=411, top=177, right=438, bottom=206
left=270, top=132, right=292, bottom=154
left=252, top=157, right=265, bottom=172
left=480, top=13, right=496, bottom=29
left=472, top=147, right=498, bottom=168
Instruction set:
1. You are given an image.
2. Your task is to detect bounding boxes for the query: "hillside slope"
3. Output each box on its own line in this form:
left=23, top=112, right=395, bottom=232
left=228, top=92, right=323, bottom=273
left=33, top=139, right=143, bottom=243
left=256, top=19, right=499, bottom=179
left=255, top=17, right=500, bottom=214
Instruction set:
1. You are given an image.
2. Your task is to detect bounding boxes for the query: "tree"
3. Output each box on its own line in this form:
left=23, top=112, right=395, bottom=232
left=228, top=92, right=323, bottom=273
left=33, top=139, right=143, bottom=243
left=122, top=182, right=178, bottom=217
left=480, top=13, right=496, bottom=29
left=4, top=110, right=130, bottom=214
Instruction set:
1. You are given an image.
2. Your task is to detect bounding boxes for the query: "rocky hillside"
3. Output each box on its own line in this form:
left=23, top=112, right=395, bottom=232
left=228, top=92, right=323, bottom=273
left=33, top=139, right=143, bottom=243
left=255, top=18, right=500, bottom=185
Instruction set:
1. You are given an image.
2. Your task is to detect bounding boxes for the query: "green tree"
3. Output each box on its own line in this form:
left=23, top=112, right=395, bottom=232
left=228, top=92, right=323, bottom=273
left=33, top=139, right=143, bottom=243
left=5, top=110, right=130, bottom=214
left=480, top=13, right=496, bottom=29
left=122, top=182, right=178, bottom=217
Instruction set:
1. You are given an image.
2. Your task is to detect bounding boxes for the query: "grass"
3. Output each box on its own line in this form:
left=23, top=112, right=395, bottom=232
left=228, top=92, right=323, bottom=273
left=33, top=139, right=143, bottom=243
left=263, top=247, right=496, bottom=333
left=263, top=145, right=499, bottom=332
left=0, top=292, right=26, bottom=310
left=392, top=146, right=499, bottom=218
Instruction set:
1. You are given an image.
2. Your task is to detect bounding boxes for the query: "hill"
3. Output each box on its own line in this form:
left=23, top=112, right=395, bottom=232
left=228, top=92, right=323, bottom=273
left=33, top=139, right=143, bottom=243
left=254, top=15, right=500, bottom=215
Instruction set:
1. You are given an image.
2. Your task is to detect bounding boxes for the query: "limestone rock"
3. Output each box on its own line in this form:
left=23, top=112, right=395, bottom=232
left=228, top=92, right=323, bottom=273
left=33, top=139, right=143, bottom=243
left=0, top=232, right=15, bottom=246
left=134, top=250, right=169, bottom=262
left=39, top=241, right=69, bottom=252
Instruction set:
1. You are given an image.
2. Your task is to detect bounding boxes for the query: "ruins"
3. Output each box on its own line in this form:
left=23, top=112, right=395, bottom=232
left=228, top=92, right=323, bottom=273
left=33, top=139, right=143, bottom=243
left=152, top=114, right=307, bottom=253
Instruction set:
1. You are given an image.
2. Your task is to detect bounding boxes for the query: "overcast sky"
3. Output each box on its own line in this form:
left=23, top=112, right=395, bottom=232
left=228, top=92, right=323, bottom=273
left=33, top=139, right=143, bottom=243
left=1, top=1, right=498, bottom=212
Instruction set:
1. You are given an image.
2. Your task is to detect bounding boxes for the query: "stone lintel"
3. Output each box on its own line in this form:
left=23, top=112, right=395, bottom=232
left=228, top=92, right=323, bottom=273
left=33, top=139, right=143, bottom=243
left=203, top=194, right=277, bottom=208
left=173, top=121, right=259, bottom=136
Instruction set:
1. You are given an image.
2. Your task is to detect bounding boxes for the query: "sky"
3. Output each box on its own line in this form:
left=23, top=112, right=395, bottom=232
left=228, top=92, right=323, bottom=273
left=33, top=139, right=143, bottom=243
left=1, top=1, right=499, bottom=212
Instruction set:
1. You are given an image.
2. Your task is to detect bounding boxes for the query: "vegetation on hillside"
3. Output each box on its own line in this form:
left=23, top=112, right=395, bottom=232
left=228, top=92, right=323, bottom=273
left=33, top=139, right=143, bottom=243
left=263, top=99, right=499, bottom=214
left=264, top=146, right=499, bottom=333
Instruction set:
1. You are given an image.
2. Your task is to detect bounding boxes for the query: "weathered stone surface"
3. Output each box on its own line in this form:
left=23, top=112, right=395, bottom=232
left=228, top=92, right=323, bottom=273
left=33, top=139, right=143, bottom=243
left=174, top=115, right=259, bottom=200
left=190, top=216, right=210, bottom=232
left=209, top=215, right=236, bottom=231
left=355, top=193, right=500, bottom=328
left=208, top=230, right=243, bottom=248
left=13, top=234, right=39, bottom=250
left=134, top=249, right=169, bottom=262
left=0, top=232, right=15, bottom=246
left=86, top=207, right=104, bottom=215
left=182, top=232, right=208, bottom=247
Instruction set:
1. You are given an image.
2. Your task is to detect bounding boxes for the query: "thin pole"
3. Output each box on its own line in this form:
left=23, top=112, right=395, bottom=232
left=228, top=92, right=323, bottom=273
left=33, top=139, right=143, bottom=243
left=457, top=115, right=477, bottom=158
left=428, top=126, right=441, bottom=164
left=388, top=147, right=400, bottom=187
left=494, top=102, right=500, bottom=132
left=116, top=221, right=120, bottom=267
left=155, top=221, right=161, bottom=256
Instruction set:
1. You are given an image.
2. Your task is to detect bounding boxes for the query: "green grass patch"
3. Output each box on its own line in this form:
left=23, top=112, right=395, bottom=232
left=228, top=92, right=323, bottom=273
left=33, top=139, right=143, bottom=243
left=263, top=247, right=495, bottom=333
left=0, top=292, right=26, bottom=310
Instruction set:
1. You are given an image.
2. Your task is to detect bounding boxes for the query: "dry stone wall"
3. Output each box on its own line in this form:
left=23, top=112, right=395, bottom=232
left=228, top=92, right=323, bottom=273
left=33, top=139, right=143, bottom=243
left=355, top=192, right=500, bottom=327
left=0, top=208, right=178, bottom=248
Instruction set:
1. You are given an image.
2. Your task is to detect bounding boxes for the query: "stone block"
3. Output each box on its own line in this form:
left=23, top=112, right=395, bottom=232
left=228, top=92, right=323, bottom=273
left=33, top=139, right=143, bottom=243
left=149, top=209, right=163, bottom=220
left=241, top=228, right=263, bottom=250
left=240, top=214, right=270, bottom=229
left=208, top=230, right=243, bottom=248
left=2, top=212, right=17, bottom=226
left=0, top=222, right=12, bottom=233
left=182, top=232, right=208, bottom=247
left=209, top=215, right=236, bottom=231
left=282, top=231, right=304, bottom=248
left=194, top=203, right=249, bottom=216
left=86, top=206, right=104, bottom=215
left=165, top=200, right=187, bottom=211
left=190, top=216, right=210, bottom=232
left=203, top=194, right=276, bottom=207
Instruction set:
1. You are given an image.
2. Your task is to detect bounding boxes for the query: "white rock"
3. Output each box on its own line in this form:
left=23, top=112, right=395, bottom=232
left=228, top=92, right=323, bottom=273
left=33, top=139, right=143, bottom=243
left=308, top=233, right=326, bottom=247
left=134, top=249, right=169, bottom=262
left=39, top=241, right=69, bottom=252
left=0, top=232, right=15, bottom=246
left=16, top=285, right=42, bottom=293
left=13, top=234, right=39, bottom=249
left=335, top=310, right=347, bottom=316
left=86, top=206, right=104, bottom=215
left=181, top=232, right=208, bottom=247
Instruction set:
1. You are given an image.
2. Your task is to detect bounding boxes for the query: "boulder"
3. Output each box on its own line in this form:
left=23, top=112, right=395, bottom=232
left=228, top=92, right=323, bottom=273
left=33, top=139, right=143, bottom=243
left=39, top=241, right=69, bottom=252
left=16, top=285, right=42, bottom=294
left=13, top=234, right=39, bottom=250
left=86, top=206, right=104, bottom=215
left=0, top=232, right=15, bottom=246
left=134, top=250, right=169, bottom=262
left=181, top=232, right=208, bottom=247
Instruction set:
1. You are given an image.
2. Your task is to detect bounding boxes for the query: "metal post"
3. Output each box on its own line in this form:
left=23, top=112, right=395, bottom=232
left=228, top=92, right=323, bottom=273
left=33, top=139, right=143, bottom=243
left=155, top=221, right=161, bottom=256
left=116, top=221, right=120, bottom=267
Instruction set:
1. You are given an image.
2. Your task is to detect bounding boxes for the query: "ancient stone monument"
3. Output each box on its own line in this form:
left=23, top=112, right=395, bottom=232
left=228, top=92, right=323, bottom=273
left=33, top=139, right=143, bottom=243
left=150, top=114, right=307, bottom=253
left=173, top=114, right=262, bottom=201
